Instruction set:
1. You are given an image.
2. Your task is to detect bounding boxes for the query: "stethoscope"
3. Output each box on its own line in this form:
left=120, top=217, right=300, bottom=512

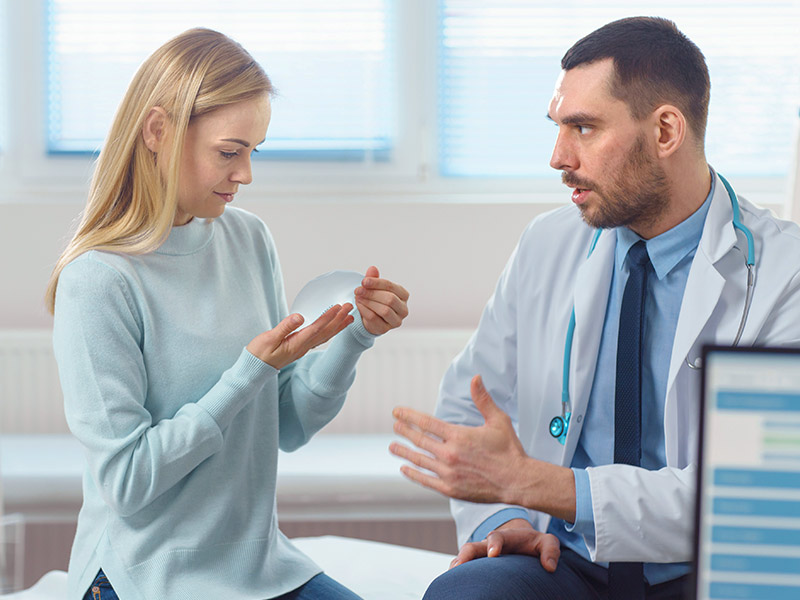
left=549, top=174, right=756, bottom=445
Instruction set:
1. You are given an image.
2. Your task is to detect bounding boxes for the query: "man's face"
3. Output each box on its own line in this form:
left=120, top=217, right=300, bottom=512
left=547, top=59, right=669, bottom=237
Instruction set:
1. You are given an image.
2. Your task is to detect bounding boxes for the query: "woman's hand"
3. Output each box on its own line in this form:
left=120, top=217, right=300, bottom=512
left=354, top=266, right=409, bottom=335
left=246, top=304, right=354, bottom=369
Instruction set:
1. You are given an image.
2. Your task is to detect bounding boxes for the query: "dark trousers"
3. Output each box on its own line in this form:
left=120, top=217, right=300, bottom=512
left=422, top=549, right=689, bottom=600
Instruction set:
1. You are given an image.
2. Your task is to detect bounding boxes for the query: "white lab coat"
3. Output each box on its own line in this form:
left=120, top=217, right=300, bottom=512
left=437, top=173, right=800, bottom=563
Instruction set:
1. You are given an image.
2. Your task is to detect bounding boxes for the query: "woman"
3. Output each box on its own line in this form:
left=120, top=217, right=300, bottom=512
left=45, top=28, right=409, bottom=600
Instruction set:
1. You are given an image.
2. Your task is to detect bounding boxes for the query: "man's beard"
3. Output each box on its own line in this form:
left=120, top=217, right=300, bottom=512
left=562, top=135, right=670, bottom=233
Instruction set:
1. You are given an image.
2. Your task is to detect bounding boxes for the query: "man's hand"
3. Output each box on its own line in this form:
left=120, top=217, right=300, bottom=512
left=451, top=520, right=561, bottom=573
left=390, top=375, right=531, bottom=505
left=390, top=375, right=576, bottom=521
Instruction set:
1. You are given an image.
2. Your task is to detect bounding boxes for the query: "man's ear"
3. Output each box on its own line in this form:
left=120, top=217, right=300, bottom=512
left=652, top=104, right=686, bottom=159
left=142, top=107, right=169, bottom=153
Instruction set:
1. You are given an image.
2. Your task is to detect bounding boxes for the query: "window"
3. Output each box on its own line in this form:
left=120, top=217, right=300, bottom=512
left=0, top=0, right=6, bottom=156
left=439, top=0, right=800, bottom=179
left=46, top=0, right=394, bottom=159
left=2, top=0, right=798, bottom=208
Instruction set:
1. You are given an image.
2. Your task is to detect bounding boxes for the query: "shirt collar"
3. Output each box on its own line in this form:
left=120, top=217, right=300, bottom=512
left=615, top=169, right=715, bottom=280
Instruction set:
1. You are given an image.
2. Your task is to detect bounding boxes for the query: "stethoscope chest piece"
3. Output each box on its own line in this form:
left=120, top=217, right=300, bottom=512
left=549, top=412, right=571, bottom=445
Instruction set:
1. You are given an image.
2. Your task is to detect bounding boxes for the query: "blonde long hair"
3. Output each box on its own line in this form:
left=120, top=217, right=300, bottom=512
left=46, top=28, right=273, bottom=314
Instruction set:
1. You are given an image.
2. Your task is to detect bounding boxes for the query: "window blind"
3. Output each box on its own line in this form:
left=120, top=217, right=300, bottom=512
left=439, top=0, right=800, bottom=179
left=47, top=0, right=394, bottom=159
left=0, top=1, right=7, bottom=153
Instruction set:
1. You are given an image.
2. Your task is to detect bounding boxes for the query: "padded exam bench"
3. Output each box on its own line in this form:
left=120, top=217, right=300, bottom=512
left=1, top=433, right=450, bottom=521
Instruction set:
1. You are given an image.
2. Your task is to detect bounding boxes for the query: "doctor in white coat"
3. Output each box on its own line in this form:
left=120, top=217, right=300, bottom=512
left=390, top=16, right=800, bottom=600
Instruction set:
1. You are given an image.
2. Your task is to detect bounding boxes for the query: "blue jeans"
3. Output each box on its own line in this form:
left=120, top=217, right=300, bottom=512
left=83, top=571, right=118, bottom=600
left=83, top=570, right=360, bottom=600
left=273, top=573, right=362, bottom=599
left=422, top=549, right=690, bottom=600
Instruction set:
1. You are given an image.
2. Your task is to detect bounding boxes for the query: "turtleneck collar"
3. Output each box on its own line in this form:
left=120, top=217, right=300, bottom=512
left=155, top=217, right=215, bottom=256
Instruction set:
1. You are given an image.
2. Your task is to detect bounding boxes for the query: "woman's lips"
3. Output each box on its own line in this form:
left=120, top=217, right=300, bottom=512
left=216, top=193, right=234, bottom=203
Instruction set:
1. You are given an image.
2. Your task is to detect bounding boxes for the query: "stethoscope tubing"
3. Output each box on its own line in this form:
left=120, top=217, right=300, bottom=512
left=553, top=174, right=754, bottom=442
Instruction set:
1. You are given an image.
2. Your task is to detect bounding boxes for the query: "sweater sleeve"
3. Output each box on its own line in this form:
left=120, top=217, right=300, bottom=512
left=53, top=256, right=277, bottom=517
left=250, top=217, right=378, bottom=451
left=276, top=314, right=377, bottom=452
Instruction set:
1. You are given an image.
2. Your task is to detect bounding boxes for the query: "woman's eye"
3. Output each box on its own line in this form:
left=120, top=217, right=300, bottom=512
left=220, top=151, right=238, bottom=159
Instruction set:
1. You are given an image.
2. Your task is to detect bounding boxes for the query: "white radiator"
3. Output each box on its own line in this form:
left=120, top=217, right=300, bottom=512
left=0, top=328, right=473, bottom=435
left=0, top=331, right=66, bottom=434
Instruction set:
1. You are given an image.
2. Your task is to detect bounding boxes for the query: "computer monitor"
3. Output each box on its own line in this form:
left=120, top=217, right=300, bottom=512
left=694, top=345, right=800, bottom=599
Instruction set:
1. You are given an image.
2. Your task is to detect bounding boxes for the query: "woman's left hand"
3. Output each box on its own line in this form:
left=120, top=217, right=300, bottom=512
left=354, top=266, right=409, bottom=335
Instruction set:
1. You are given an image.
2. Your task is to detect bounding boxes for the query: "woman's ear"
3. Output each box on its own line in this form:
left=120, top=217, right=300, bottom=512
left=652, top=104, right=686, bottom=159
left=142, top=107, right=169, bottom=153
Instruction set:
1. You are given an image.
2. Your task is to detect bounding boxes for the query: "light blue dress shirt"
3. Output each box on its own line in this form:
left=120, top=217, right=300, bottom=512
left=472, top=174, right=715, bottom=585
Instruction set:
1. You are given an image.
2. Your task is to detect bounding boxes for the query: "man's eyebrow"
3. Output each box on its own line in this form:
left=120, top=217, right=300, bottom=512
left=546, top=112, right=600, bottom=126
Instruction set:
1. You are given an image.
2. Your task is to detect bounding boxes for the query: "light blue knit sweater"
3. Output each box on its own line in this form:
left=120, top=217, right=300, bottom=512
left=53, top=207, right=376, bottom=600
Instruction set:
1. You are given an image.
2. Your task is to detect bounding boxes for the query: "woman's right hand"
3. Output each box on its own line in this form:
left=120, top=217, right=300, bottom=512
left=246, top=303, right=355, bottom=370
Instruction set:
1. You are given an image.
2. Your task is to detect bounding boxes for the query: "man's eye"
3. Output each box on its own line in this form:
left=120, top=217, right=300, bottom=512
left=578, top=125, right=592, bottom=135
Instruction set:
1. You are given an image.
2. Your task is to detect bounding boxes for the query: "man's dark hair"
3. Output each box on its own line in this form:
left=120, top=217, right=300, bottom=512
left=561, top=17, right=710, bottom=147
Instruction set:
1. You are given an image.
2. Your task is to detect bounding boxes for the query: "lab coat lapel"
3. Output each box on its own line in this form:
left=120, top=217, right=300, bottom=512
left=565, top=229, right=615, bottom=457
left=667, top=177, right=736, bottom=392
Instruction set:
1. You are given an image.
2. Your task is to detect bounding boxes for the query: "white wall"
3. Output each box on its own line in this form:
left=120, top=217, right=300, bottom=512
left=0, top=197, right=559, bottom=330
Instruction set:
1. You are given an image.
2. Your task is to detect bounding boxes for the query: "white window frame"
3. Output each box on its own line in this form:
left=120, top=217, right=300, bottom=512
left=0, top=0, right=795, bottom=214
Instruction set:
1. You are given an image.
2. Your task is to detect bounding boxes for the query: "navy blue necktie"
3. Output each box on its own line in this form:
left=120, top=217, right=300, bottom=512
left=608, top=240, right=650, bottom=600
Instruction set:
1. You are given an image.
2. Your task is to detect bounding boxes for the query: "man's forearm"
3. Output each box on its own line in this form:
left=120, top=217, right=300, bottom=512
left=510, top=457, right=576, bottom=523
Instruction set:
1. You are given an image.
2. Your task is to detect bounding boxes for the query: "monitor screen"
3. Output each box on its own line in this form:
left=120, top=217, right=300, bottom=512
left=694, top=346, right=800, bottom=599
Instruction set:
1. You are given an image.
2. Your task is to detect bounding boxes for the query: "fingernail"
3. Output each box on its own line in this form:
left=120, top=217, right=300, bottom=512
left=547, top=558, right=557, bottom=570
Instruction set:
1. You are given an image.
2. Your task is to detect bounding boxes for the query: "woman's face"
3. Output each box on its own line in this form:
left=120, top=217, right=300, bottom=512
left=173, top=96, right=271, bottom=226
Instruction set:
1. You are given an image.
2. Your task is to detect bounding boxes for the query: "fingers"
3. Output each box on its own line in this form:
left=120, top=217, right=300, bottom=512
left=355, top=294, right=407, bottom=329
left=389, top=440, right=442, bottom=472
left=352, top=268, right=409, bottom=336
left=392, top=407, right=452, bottom=440
left=534, top=533, right=561, bottom=573
left=273, top=313, right=305, bottom=342
left=450, top=541, right=488, bottom=569
left=448, top=529, right=561, bottom=572
left=297, top=303, right=354, bottom=347
left=249, top=313, right=305, bottom=356
left=396, top=462, right=449, bottom=496
left=359, top=272, right=410, bottom=302
left=486, top=530, right=507, bottom=558
left=470, top=375, right=504, bottom=422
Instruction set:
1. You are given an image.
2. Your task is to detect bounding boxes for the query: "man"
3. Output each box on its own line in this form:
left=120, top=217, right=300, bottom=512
left=390, top=16, right=800, bottom=599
